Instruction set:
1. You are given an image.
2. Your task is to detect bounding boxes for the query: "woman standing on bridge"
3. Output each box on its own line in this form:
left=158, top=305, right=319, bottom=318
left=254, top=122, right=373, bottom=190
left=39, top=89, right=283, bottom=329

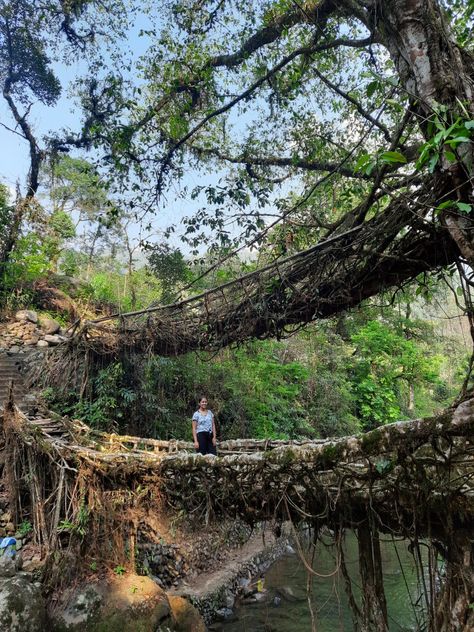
left=192, top=397, right=217, bottom=456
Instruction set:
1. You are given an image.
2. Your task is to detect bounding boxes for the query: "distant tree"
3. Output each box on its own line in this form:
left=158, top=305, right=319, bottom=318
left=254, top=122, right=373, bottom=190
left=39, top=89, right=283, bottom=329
left=147, top=244, right=191, bottom=304
left=0, top=0, right=126, bottom=268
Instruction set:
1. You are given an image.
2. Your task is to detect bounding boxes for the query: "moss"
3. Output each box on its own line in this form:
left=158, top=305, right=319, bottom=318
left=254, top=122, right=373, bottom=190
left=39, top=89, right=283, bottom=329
left=264, top=448, right=297, bottom=466
left=318, top=443, right=345, bottom=467
left=93, top=615, right=163, bottom=632
left=360, top=428, right=383, bottom=453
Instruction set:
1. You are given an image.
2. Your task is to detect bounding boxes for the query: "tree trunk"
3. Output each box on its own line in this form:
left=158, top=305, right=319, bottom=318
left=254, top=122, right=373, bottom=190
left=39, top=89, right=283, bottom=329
left=373, top=0, right=474, bottom=265
left=358, top=522, right=389, bottom=632
left=434, top=530, right=474, bottom=632
left=0, top=197, right=25, bottom=272
left=408, top=382, right=415, bottom=412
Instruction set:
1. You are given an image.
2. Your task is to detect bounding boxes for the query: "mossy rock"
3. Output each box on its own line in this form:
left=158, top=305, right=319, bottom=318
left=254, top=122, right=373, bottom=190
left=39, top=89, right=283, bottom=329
left=51, top=573, right=173, bottom=632
left=168, top=596, right=206, bottom=632
left=0, top=573, right=47, bottom=631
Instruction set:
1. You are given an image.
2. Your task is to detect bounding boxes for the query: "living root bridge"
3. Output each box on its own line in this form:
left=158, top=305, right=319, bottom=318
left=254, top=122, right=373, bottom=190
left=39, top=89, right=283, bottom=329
left=62, top=186, right=458, bottom=358
left=2, top=399, right=474, bottom=630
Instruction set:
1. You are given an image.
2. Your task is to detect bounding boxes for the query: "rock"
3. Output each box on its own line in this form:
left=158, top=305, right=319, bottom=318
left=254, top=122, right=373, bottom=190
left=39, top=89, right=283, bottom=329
left=24, top=338, right=38, bottom=346
left=0, top=557, right=16, bottom=578
left=21, top=558, right=44, bottom=574
left=276, top=585, right=299, bottom=602
left=36, top=340, right=49, bottom=348
left=52, top=584, right=102, bottom=630
left=8, top=346, right=20, bottom=354
left=168, top=596, right=206, bottom=632
left=15, top=310, right=38, bottom=324
left=40, top=318, right=61, bottom=335
left=43, top=335, right=61, bottom=346
left=254, top=591, right=267, bottom=602
left=225, top=591, right=235, bottom=609
left=238, top=577, right=250, bottom=589
left=215, top=607, right=234, bottom=621
left=273, top=595, right=281, bottom=606
left=51, top=573, right=173, bottom=631
left=0, top=572, right=47, bottom=631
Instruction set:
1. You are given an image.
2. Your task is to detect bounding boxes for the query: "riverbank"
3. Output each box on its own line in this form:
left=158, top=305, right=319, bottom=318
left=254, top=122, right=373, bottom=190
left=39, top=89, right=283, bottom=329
left=169, top=526, right=292, bottom=626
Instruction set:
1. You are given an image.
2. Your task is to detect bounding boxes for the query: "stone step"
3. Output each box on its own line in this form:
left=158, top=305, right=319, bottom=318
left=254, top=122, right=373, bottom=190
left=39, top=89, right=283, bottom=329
left=0, top=352, right=29, bottom=410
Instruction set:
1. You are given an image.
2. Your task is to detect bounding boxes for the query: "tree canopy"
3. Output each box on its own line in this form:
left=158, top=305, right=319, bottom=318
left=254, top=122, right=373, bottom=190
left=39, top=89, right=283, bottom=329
left=74, top=0, right=474, bottom=263
left=1, top=0, right=474, bottom=348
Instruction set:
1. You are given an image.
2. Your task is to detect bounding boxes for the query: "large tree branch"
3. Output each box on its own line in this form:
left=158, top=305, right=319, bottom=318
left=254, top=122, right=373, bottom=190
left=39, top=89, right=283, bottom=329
left=154, top=34, right=380, bottom=192
left=193, top=146, right=374, bottom=179
left=192, top=140, right=421, bottom=180
left=209, top=0, right=337, bottom=68
left=77, top=180, right=459, bottom=356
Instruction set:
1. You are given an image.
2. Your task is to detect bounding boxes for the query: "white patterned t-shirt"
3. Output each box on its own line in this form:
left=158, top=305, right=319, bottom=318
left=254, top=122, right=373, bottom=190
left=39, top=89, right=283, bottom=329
left=192, top=409, right=214, bottom=433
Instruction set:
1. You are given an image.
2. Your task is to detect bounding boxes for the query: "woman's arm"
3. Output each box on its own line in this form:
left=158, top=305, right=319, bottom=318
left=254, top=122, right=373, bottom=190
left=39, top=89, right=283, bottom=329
left=212, top=417, right=217, bottom=446
left=192, top=419, right=199, bottom=448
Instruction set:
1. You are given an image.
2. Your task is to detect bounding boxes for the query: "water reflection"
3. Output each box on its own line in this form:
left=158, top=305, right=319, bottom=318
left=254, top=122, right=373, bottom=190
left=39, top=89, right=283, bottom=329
left=214, top=533, right=426, bottom=632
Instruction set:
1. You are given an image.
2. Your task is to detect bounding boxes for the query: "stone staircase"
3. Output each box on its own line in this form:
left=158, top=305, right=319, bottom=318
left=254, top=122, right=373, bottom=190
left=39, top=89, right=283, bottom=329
left=0, top=352, right=28, bottom=410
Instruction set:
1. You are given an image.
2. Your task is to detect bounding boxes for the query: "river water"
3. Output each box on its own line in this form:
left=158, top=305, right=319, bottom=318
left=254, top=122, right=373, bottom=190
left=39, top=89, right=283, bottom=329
left=215, top=532, right=427, bottom=632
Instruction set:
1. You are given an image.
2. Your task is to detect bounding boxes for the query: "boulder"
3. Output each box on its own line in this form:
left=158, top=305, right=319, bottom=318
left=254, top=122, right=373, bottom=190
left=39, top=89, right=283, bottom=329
left=0, top=572, right=47, bottom=631
left=0, top=557, right=16, bottom=579
left=15, top=311, right=38, bottom=324
left=40, top=318, right=61, bottom=335
left=37, top=340, right=49, bottom=348
left=51, top=573, right=173, bottom=632
left=168, top=596, right=206, bottom=632
left=43, top=335, right=61, bottom=346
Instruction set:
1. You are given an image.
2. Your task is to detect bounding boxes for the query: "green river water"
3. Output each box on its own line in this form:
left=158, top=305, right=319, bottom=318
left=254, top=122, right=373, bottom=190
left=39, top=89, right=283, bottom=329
left=215, top=533, right=427, bottom=632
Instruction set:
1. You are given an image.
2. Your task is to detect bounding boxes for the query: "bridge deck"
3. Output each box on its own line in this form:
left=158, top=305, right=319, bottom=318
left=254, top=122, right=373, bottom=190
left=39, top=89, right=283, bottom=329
left=4, top=398, right=474, bottom=539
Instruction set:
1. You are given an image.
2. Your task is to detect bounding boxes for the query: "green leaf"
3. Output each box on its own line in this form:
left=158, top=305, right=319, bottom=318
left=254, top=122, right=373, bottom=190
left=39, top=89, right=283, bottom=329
left=385, top=98, right=404, bottom=111
left=436, top=200, right=454, bottom=211
left=428, top=154, right=439, bottom=172
left=375, top=458, right=393, bottom=474
left=455, top=202, right=472, bottom=213
left=446, top=136, right=470, bottom=146
left=464, top=121, right=474, bottom=130
left=354, top=153, right=374, bottom=175
left=366, top=80, right=378, bottom=98
left=444, top=151, right=456, bottom=162
left=379, top=151, right=407, bottom=164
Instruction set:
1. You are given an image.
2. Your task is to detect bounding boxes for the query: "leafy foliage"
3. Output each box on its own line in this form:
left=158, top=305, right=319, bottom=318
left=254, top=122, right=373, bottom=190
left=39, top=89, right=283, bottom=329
left=350, top=320, right=443, bottom=428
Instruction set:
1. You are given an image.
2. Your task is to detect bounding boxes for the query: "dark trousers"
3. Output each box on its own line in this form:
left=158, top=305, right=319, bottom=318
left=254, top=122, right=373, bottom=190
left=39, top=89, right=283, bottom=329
left=196, top=431, right=216, bottom=455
